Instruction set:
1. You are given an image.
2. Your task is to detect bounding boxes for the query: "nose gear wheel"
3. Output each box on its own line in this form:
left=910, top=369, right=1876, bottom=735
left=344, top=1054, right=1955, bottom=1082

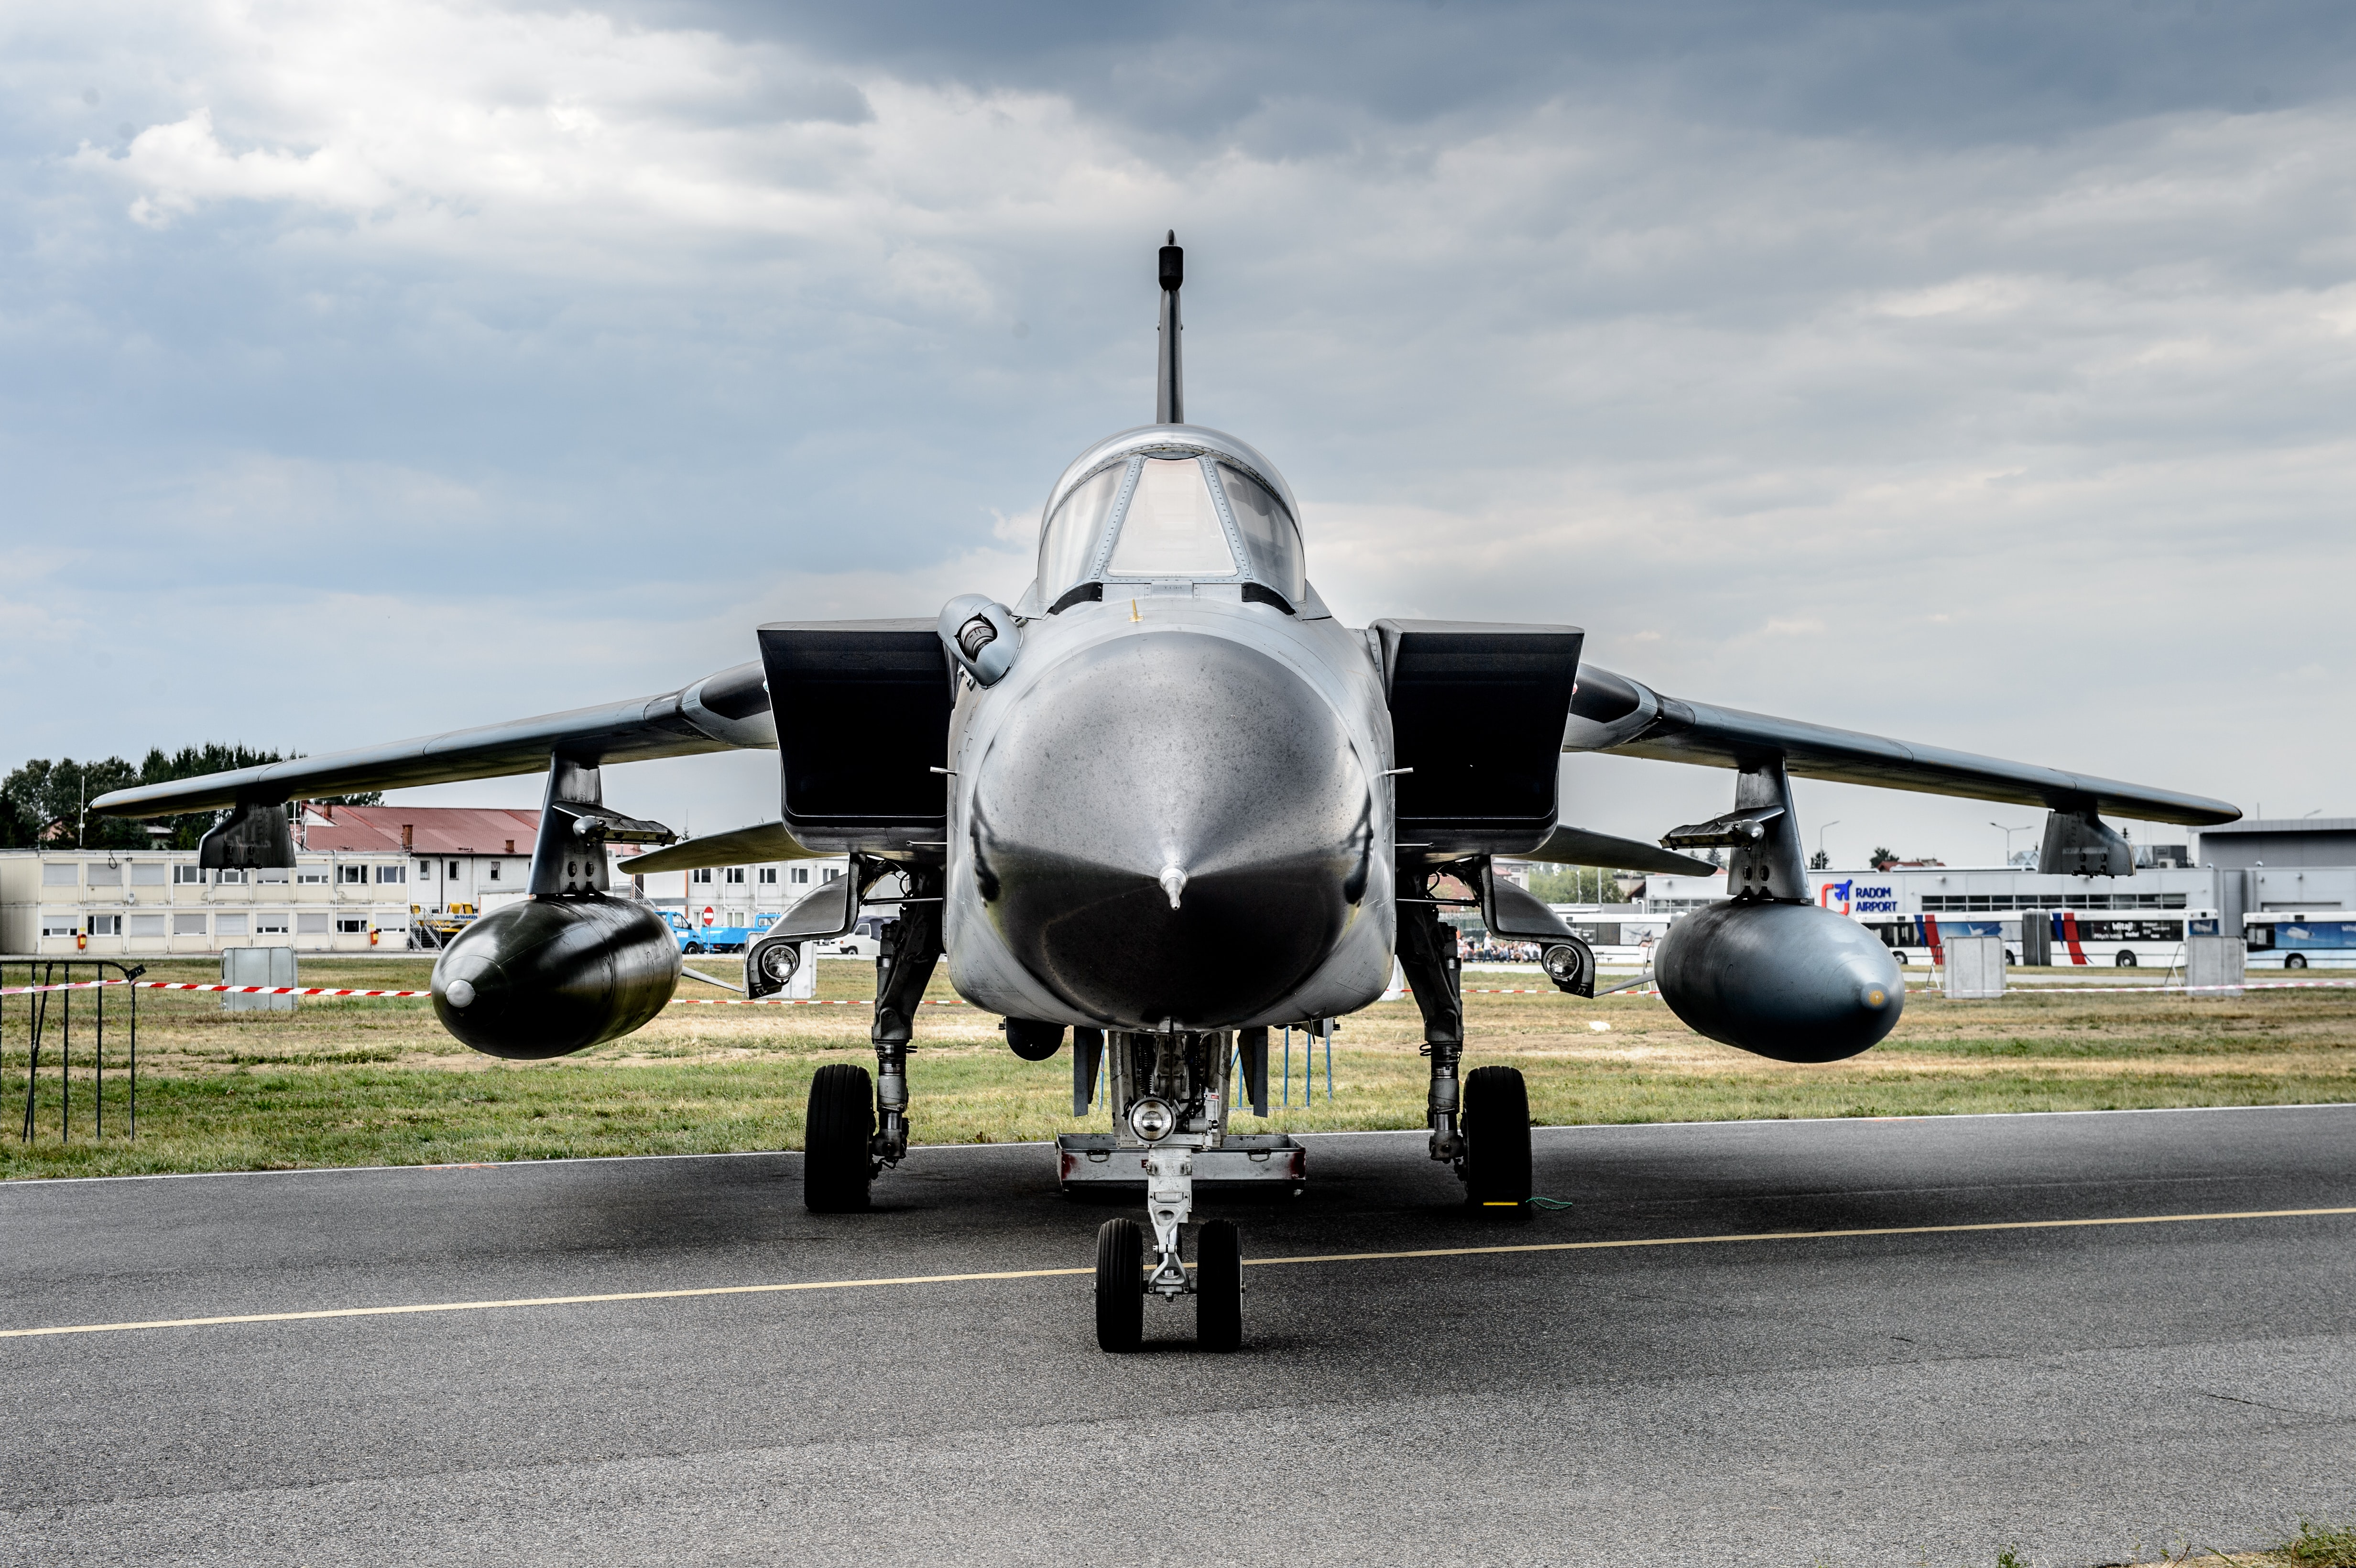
left=1094, top=1218, right=1145, bottom=1352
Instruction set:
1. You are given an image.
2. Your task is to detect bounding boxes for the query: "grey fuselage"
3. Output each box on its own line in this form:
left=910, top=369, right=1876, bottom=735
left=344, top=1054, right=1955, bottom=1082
left=942, top=589, right=1397, bottom=1034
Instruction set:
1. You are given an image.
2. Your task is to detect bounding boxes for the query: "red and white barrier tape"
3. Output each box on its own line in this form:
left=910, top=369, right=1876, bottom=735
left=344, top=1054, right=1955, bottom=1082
left=666, top=996, right=966, bottom=1007
left=1917, top=978, right=2356, bottom=996
left=1, top=975, right=2338, bottom=1005
left=0, top=979, right=432, bottom=999
left=0, top=978, right=131, bottom=997
left=145, top=982, right=433, bottom=998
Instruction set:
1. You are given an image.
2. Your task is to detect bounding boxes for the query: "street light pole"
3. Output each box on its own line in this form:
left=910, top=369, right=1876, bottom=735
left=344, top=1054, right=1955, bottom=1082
left=1816, top=820, right=1840, bottom=866
left=1992, top=821, right=2031, bottom=865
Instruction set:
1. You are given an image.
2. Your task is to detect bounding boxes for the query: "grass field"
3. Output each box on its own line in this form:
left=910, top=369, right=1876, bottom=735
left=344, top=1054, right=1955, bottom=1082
left=2, top=957, right=2352, bottom=1180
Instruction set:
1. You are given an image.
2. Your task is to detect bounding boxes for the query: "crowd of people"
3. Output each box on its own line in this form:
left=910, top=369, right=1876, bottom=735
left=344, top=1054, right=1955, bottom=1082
left=1458, top=935, right=1548, bottom=964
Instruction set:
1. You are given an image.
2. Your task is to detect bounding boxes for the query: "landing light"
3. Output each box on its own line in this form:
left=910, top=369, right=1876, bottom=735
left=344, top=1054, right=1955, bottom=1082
left=1129, top=1097, right=1176, bottom=1143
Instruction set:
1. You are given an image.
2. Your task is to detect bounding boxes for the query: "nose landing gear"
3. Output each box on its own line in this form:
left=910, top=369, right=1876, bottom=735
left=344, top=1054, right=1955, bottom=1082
left=1085, top=1029, right=1252, bottom=1351
left=1092, top=1164, right=1244, bottom=1354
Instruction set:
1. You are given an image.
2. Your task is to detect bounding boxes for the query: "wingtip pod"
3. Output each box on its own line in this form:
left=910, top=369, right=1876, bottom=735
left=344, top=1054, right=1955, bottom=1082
left=1653, top=900, right=1903, bottom=1064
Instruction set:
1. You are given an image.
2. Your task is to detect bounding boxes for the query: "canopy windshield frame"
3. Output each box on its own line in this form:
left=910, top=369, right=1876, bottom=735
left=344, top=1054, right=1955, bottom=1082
left=1036, top=446, right=1305, bottom=607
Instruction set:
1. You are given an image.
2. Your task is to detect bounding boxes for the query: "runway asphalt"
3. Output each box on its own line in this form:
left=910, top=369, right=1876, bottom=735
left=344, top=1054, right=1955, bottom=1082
left=3, top=1103, right=2353, bottom=1567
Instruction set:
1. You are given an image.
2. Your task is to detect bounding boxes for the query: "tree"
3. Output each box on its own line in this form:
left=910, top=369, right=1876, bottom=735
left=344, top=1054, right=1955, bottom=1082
left=1809, top=848, right=1831, bottom=870
left=1870, top=846, right=1897, bottom=870
left=1521, top=864, right=1629, bottom=904
left=0, top=747, right=382, bottom=850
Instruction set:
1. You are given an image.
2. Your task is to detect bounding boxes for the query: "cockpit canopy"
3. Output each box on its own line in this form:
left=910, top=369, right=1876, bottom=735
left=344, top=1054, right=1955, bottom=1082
left=1030, top=425, right=1307, bottom=612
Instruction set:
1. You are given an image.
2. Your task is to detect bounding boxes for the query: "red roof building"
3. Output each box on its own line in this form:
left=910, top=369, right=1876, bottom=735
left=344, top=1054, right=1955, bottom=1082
left=299, top=804, right=541, bottom=857
left=300, top=805, right=542, bottom=914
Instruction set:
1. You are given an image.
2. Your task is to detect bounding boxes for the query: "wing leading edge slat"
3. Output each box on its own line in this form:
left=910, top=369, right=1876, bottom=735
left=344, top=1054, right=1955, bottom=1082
left=1567, top=665, right=2239, bottom=828
left=91, top=661, right=775, bottom=818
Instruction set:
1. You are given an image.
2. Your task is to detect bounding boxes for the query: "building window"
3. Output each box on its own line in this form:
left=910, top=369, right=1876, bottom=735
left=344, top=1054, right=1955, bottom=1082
left=340, top=864, right=368, bottom=884
left=218, top=868, right=248, bottom=885
left=297, top=912, right=329, bottom=935
left=129, top=913, right=166, bottom=938
left=725, top=867, right=746, bottom=885
left=488, top=863, right=501, bottom=881
left=823, top=869, right=841, bottom=883
left=87, top=863, right=121, bottom=887
left=377, top=866, right=405, bottom=884
left=447, top=860, right=460, bottom=879
left=297, top=867, right=330, bottom=884
left=759, top=867, right=778, bottom=885
left=172, top=913, right=207, bottom=936
left=336, top=916, right=371, bottom=934
left=255, top=912, right=290, bottom=935
left=417, top=860, right=431, bottom=877
left=176, top=864, right=206, bottom=885
left=258, top=867, right=289, bottom=883
left=131, top=862, right=167, bottom=886
left=217, top=913, right=250, bottom=936
left=693, top=869, right=714, bottom=885
left=87, top=914, right=123, bottom=936
left=42, top=863, right=77, bottom=886
left=40, top=913, right=80, bottom=936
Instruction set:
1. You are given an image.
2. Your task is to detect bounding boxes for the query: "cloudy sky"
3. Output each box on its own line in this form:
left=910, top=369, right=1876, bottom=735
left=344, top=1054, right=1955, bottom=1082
left=5, top=0, right=2352, bottom=865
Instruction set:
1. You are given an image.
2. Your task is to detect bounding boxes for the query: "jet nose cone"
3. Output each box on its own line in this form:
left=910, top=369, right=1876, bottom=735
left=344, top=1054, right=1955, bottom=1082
left=971, top=627, right=1374, bottom=1029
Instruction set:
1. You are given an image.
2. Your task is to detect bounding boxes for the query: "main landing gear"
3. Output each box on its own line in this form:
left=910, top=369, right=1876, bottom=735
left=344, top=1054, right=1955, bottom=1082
left=803, top=870, right=944, bottom=1214
left=1397, top=888, right=1532, bottom=1216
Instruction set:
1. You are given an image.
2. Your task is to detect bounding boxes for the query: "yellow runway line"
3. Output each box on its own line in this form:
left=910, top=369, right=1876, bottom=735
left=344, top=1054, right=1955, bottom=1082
left=4, top=1205, right=2349, bottom=1342
left=1242, top=1205, right=2356, bottom=1269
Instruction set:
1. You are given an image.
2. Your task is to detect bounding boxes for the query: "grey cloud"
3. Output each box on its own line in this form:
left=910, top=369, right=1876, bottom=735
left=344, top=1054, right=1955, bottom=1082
left=601, top=0, right=2356, bottom=145
left=1, top=0, right=2349, bottom=852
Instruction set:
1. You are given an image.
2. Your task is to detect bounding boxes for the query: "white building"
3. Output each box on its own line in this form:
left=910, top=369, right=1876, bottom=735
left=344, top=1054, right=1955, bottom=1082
left=1644, top=864, right=2226, bottom=926
left=299, top=805, right=539, bottom=917
left=618, top=846, right=848, bottom=937
left=0, top=849, right=414, bottom=957
left=298, top=805, right=852, bottom=936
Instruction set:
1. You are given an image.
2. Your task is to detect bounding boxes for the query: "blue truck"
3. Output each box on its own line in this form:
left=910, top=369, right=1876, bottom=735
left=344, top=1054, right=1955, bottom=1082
left=661, top=909, right=776, bottom=955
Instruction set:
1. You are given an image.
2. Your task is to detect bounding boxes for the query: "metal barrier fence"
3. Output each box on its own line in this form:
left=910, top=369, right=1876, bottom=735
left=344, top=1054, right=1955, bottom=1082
left=2, top=961, right=143, bottom=1142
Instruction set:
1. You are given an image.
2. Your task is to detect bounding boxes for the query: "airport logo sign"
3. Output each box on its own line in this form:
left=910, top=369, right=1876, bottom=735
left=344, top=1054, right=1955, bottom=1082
left=1817, top=880, right=1899, bottom=915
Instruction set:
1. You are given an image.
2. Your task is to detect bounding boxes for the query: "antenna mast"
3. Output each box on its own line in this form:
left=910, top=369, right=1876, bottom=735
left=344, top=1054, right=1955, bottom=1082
left=1156, top=231, right=1183, bottom=425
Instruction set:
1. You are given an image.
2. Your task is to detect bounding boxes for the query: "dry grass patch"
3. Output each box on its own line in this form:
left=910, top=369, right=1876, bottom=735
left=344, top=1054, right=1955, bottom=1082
left=2, top=958, right=2351, bottom=1179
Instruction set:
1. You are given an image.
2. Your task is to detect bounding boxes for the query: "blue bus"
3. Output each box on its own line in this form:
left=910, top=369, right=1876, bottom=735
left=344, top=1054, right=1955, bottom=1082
left=2244, top=913, right=2356, bottom=970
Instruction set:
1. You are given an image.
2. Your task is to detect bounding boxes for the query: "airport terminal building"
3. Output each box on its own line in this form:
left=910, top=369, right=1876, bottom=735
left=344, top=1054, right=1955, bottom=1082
left=1642, top=816, right=2356, bottom=926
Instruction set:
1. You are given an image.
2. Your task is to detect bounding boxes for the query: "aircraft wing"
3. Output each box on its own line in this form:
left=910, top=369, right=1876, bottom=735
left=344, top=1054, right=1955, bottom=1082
left=621, top=822, right=827, bottom=874
left=1522, top=825, right=1717, bottom=877
left=1563, top=665, right=2239, bottom=828
left=90, top=661, right=776, bottom=818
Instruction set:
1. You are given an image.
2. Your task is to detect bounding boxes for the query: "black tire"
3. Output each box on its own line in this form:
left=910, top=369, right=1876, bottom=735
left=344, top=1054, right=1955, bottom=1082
left=1196, top=1219, right=1243, bottom=1352
left=1094, top=1218, right=1145, bottom=1352
left=1463, top=1065, right=1532, bottom=1216
left=2287, top=953, right=2308, bottom=969
left=2116, top=951, right=2137, bottom=968
left=804, top=1063, right=874, bottom=1213
left=683, top=941, right=706, bottom=955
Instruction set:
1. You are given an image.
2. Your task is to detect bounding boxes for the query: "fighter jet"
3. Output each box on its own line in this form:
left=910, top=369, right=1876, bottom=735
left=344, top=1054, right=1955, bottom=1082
left=94, top=233, right=2239, bottom=1353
